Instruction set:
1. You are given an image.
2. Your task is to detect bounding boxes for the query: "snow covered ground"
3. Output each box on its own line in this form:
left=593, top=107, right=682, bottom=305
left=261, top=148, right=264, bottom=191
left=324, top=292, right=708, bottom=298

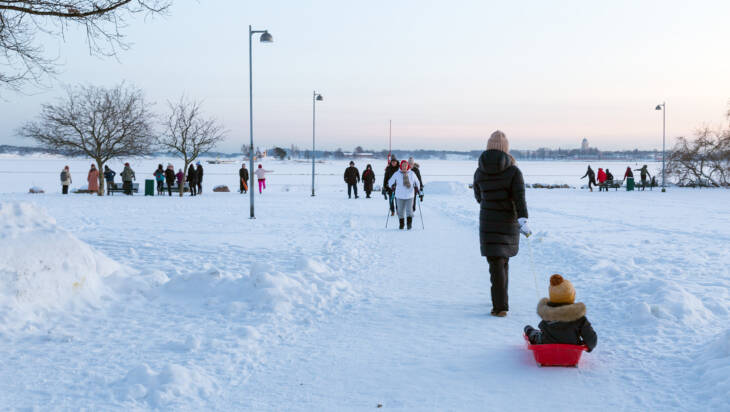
left=0, top=157, right=727, bottom=410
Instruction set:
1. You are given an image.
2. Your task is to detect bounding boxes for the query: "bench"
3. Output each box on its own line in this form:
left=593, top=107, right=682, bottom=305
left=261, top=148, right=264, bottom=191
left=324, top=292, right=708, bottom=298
left=162, top=182, right=190, bottom=193
left=598, top=179, right=621, bottom=191
left=108, top=182, right=139, bottom=195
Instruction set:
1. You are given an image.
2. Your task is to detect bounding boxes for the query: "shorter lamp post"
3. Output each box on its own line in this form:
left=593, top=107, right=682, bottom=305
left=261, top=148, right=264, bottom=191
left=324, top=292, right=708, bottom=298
left=312, top=91, right=323, bottom=196
left=655, top=102, right=666, bottom=192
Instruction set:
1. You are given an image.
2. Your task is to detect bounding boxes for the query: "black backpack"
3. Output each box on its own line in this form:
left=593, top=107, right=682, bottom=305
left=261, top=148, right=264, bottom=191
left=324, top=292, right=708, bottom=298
left=60, top=171, right=68, bottom=182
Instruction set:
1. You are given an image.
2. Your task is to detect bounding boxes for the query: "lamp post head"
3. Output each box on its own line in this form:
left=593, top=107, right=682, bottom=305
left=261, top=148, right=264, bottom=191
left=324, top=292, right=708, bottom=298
left=316, top=94, right=323, bottom=101
left=260, top=31, right=273, bottom=43
left=655, top=104, right=662, bottom=111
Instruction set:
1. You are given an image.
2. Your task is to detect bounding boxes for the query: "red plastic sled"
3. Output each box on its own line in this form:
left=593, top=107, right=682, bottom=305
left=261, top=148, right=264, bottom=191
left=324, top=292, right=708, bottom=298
left=524, top=335, right=588, bottom=367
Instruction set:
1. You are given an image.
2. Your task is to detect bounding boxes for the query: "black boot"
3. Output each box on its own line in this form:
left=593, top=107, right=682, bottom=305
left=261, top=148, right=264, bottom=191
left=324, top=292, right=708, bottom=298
left=407, top=217, right=412, bottom=230
left=399, top=218, right=404, bottom=230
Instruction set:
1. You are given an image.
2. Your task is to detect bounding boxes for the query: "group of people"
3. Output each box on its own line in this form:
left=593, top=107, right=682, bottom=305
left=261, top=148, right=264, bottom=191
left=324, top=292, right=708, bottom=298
left=474, top=130, right=597, bottom=352
left=61, top=163, right=138, bottom=195
left=238, top=164, right=273, bottom=194
left=581, top=164, right=655, bottom=191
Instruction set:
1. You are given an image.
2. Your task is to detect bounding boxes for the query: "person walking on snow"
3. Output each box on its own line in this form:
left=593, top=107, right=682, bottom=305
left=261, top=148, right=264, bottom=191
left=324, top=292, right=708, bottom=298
left=164, top=164, right=175, bottom=196
left=196, top=161, right=204, bottom=194
left=87, top=164, right=99, bottom=194
left=120, top=162, right=135, bottom=195
left=103, top=165, right=115, bottom=195
left=60, top=166, right=72, bottom=194
left=409, top=157, right=424, bottom=212
left=597, top=168, right=607, bottom=192
left=362, top=164, right=376, bottom=198
left=153, top=164, right=165, bottom=195
left=383, top=157, right=399, bottom=215
left=239, top=163, right=249, bottom=194
left=639, top=165, right=652, bottom=191
left=388, top=159, right=420, bottom=230
left=473, top=130, right=531, bottom=317
left=255, top=164, right=273, bottom=194
left=187, top=164, right=198, bottom=196
left=524, top=274, right=597, bottom=352
left=581, top=165, right=598, bottom=192
left=344, top=161, right=360, bottom=199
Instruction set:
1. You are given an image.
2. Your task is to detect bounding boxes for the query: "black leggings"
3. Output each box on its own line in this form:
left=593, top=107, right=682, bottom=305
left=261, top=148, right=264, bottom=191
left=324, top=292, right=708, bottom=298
left=487, top=256, right=509, bottom=312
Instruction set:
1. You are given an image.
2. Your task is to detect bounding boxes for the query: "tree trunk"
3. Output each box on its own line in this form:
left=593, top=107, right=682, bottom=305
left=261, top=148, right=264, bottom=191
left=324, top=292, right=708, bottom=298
left=97, top=159, right=105, bottom=196
left=179, top=161, right=189, bottom=197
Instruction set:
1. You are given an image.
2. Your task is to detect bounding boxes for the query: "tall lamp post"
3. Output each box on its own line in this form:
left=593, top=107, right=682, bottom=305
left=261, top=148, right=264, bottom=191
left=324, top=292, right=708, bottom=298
left=311, top=91, right=323, bottom=196
left=655, top=102, right=666, bottom=192
left=248, top=25, right=273, bottom=218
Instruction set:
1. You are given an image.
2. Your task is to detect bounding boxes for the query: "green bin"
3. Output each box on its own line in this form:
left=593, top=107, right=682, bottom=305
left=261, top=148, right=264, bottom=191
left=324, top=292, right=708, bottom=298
left=145, top=179, right=155, bottom=196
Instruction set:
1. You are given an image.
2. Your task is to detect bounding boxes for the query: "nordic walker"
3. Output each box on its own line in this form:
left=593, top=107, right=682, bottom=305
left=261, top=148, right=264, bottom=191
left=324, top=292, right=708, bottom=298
left=409, top=157, right=424, bottom=212
left=196, top=161, right=204, bottom=194
left=362, top=164, right=376, bottom=198
left=60, top=165, right=72, bottom=194
left=581, top=165, right=597, bottom=192
left=239, top=163, right=249, bottom=194
left=153, top=164, right=165, bottom=195
left=120, top=162, right=136, bottom=195
left=473, top=131, right=531, bottom=317
left=344, top=161, right=360, bottom=199
left=255, top=164, right=273, bottom=194
left=165, top=164, right=175, bottom=196
left=639, top=165, right=652, bottom=191
left=187, top=164, right=198, bottom=196
left=383, top=157, right=399, bottom=216
left=103, top=165, right=115, bottom=195
left=87, top=164, right=99, bottom=195
left=388, top=160, right=420, bottom=230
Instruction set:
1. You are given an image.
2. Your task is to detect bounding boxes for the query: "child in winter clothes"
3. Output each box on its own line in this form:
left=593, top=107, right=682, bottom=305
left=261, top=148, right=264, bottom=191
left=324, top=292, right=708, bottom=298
left=524, top=274, right=597, bottom=352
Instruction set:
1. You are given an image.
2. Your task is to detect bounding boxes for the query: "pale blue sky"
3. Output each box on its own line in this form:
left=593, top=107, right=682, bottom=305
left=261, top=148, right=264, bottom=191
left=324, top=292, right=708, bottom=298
left=1, top=0, right=730, bottom=152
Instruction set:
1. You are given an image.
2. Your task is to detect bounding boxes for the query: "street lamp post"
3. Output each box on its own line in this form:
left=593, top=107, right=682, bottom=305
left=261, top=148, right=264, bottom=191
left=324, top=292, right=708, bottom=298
left=248, top=25, right=273, bottom=218
left=312, top=91, right=323, bottom=196
left=655, top=102, right=666, bottom=192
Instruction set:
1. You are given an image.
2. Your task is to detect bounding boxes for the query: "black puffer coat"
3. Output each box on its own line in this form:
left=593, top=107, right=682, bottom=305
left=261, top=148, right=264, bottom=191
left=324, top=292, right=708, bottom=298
left=536, top=298, right=597, bottom=352
left=362, top=168, right=375, bottom=192
left=473, top=150, right=527, bottom=257
left=383, top=164, right=399, bottom=190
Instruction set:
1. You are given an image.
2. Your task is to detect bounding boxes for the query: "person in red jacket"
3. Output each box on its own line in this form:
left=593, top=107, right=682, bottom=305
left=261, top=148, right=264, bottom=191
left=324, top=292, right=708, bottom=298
left=597, top=168, right=607, bottom=191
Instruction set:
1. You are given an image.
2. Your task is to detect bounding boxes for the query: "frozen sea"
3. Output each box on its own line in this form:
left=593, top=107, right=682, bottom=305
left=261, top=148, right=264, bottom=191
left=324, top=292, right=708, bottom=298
left=0, top=156, right=727, bottom=411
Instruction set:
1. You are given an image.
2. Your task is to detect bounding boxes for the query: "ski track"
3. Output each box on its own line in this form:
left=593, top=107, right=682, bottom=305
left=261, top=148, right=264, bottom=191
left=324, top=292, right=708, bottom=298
left=1, top=186, right=728, bottom=410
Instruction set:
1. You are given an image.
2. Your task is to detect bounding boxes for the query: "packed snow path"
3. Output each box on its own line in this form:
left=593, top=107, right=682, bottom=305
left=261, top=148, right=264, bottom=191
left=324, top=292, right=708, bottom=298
left=1, top=185, right=728, bottom=410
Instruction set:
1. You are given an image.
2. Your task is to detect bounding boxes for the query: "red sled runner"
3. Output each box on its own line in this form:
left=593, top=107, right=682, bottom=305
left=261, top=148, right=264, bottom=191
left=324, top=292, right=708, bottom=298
left=524, top=335, right=587, bottom=367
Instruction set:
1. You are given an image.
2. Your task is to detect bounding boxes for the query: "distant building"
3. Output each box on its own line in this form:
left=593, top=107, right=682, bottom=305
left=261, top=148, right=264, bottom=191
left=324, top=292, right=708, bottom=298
left=581, top=138, right=589, bottom=152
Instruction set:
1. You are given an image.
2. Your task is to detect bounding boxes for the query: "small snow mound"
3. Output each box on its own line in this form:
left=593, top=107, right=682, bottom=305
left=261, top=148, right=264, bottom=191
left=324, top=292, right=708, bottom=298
left=426, top=181, right=467, bottom=195
left=0, top=202, right=123, bottom=331
left=115, top=363, right=217, bottom=408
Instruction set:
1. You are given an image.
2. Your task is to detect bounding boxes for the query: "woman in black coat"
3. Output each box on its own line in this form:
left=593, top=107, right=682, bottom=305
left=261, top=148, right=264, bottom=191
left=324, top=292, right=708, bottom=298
left=187, top=164, right=198, bottom=196
left=473, top=131, right=531, bottom=317
left=362, top=164, right=376, bottom=198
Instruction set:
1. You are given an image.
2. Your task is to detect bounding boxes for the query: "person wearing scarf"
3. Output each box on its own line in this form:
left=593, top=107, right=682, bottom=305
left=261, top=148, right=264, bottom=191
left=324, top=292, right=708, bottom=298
left=387, top=160, right=421, bottom=230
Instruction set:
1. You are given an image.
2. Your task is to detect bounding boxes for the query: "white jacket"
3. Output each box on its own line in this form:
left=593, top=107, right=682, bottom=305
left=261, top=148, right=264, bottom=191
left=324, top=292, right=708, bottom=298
left=254, top=168, right=272, bottom=180
left=388, top=169, right=420, bottom=199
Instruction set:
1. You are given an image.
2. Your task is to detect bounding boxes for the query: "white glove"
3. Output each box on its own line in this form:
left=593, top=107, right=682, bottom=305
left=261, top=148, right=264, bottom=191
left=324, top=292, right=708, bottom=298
left=518, top=217, right=532, bottom=238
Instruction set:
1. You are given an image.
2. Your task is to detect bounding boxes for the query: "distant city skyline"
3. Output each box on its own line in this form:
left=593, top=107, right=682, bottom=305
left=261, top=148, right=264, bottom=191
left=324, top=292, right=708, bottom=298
left=2, top=1, right=730, bottom=152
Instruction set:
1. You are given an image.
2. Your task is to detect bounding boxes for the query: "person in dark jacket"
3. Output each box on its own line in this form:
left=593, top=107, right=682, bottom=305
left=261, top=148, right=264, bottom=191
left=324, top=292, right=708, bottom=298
left=103, top=165, right=116, bottom=195
left=120, top=162, right=135, bottom=195
left=196, top=162, right=204, bottom=194
left=639, top=165, right=652, bottom=191
left=344, top=161, right=360, bottom=199
left=164, top=164, right=175, bottom=196
left=239, top=163, right=249, bottom=194
left=581, top=165, right=598, bottom=192
left=524, top=274, right=597, bottom=352
left=605, top=169, right=614, bottom=182
left=187, top=164, right=198, bottom=196
left=473, top=131, right=530, bottom=317
left=362, top=164, right=375, bottom=198
left=153, top=164, right=165, bottom=195
left=383, top=157, right=399, bottom=215
left=409, top=157, right=424, bottom=211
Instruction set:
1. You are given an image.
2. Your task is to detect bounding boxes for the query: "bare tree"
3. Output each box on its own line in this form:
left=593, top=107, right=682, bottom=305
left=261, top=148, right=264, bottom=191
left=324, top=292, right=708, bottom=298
left=19, top=83, right=155, bottom=194
left=0, top=1, right=170, bottom=93
left=158, top=96, right=226, bottom=196
left=667, top=126, right=730, bottom=188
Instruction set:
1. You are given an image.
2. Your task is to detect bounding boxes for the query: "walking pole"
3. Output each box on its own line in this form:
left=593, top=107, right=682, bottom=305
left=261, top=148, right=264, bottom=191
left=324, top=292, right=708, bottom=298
left=385, top=204, right=391, bottom=228
left=416, top=191, right=425, bottom=229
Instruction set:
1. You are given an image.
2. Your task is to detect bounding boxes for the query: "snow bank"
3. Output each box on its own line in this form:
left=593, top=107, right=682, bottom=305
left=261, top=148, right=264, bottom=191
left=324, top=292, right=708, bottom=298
left=115, top=363, right=217, bottom=408
left=426, top=181, right=468, bottom=195
left=159, top=257, right=352, bottom=320
left=0, top=202, right=122, bottom=331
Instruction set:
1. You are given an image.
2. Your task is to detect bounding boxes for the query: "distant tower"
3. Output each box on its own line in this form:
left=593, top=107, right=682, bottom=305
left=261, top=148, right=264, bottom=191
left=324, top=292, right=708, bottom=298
left=581, top=138, right=589, bottom=152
